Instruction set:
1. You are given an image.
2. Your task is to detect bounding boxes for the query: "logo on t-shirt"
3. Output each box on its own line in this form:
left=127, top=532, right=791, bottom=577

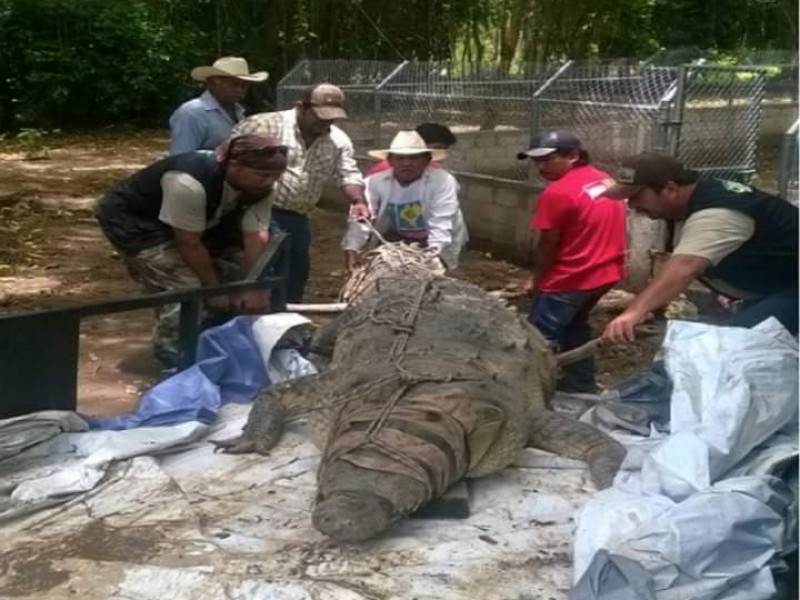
left=720, top=180, right=752, bottom=194
left=582, top=180, right=612, bottom=201
left=388, top=200, right=427, bottom=239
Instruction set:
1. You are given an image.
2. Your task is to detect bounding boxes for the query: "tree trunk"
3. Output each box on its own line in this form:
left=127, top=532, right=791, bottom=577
left=500, top=0, right=534, bottom=74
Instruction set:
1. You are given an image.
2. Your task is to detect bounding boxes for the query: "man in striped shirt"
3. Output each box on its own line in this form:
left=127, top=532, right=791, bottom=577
left=231, top=83, right=368, bottom=302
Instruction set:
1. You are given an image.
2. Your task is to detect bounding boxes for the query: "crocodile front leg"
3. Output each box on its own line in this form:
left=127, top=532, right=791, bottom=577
left=211, top=371, right=338, bottom=455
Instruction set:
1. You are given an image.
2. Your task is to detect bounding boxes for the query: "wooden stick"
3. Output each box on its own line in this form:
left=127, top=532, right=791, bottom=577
left=285, top=302, right=348, bottom=313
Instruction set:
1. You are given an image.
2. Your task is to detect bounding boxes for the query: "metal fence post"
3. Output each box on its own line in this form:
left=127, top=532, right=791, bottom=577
left=666, top=65, right=688, bottom=158
left=529, top=60, right=572, bottom=146
left=177, top=300, right=201, bottom=370
left=779, top=119, right=799, bottom=203
left=373, top=60, right=408, bottom=147
left=270, top=236, right=291, bottom=313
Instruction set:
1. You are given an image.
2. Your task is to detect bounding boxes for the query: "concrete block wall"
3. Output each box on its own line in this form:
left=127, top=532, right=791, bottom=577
left=452, top=171, right=540, bottom=263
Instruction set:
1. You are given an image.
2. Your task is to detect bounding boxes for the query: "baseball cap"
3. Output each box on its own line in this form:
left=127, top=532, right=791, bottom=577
left=604, top=152, right=699, bottom=199
left=300, top=83, right=348, bottom=120
left=517, top=131, right=583, bottom=159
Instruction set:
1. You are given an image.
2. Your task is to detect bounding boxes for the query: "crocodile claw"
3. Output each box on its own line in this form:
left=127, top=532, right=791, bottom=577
left=210, top=436, right=256, bottom=454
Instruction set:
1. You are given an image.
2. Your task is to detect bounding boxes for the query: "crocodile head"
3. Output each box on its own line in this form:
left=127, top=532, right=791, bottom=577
left=312, top=490, right=394, bottom=542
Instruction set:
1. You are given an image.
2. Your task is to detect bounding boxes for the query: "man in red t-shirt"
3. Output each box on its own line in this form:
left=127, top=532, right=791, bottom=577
left=366, top=122, right=456, bottom=176
left=518, top=131, right=627, bottom=392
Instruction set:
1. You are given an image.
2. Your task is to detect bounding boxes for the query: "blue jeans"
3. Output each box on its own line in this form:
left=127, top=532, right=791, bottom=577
left=730, top=288, right=798, bottom=335
left=271, top=207, right=312, bottom=303
left=528, top=285, right=612, bottom=393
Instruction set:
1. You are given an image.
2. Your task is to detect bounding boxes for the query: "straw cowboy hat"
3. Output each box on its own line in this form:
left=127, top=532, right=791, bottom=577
left=190, top=57, right=268, bottom=83
left=368, top=131, right=448, bottom=161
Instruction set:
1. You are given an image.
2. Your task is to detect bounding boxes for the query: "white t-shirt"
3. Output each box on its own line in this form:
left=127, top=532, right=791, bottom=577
left=158, top=171, right=274, bottom=233
left=387, top=178, right=428, bottom=241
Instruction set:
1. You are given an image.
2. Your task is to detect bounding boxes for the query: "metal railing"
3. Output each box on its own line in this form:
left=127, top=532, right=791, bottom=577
left=0, top=233, right=291, bottom=419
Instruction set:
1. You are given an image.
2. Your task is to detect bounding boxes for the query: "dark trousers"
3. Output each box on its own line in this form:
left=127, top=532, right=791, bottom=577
left=528, top=285, right=612, bottom=393
left=271, top=206, right=312, bottom=303
left=731, top=288, right=798, bottom=335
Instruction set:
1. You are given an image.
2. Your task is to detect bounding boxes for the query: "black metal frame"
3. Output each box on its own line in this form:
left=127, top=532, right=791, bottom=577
left=0, top=232, right=291, bottom=419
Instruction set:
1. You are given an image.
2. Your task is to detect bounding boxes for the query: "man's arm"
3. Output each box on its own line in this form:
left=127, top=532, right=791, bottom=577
left=603, top=208, right=754, bottom=343
left=334, top=134, right=369, bottom=218
left=172, top=228, right=221, bottom=286
left=525, top=230, right=560, bottom=295
left=169, top=107, right=206, bottom=155
left=602, top=254, right=710, bottom=343
left=342, top=176, right=381, bottom=272
left=242, top=229, right=270, bottom=273
left=425, top=172, right=460, bottom=253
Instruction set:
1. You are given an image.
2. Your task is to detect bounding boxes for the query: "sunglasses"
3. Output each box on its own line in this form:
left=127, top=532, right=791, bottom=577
left=255, top=145, right=288, bottom=157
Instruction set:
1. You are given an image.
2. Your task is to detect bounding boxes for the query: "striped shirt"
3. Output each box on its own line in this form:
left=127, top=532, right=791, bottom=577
left=231, top=109, right=364, bottom=215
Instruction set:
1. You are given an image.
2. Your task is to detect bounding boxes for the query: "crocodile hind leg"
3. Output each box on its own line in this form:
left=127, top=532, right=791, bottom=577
left=211, top=371, right=338, bottom=455
left=528, top=410, right=626, bottom=489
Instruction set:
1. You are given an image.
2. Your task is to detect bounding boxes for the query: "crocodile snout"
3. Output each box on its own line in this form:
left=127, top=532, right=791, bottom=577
left=312, top=492, right=393, bottom=542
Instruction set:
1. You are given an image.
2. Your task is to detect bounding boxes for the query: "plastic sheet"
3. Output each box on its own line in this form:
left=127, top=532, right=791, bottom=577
left=88, top=314, right=316, bottom=430
left=573, top=318, right=799, bottom=599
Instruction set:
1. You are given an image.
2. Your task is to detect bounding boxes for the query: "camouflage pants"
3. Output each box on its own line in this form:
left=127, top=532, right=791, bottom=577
left=122, top=241, right=243, bottom=367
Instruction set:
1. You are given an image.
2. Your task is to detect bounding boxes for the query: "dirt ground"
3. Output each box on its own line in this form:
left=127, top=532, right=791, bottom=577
left=0, top=131, right=659, bottom=419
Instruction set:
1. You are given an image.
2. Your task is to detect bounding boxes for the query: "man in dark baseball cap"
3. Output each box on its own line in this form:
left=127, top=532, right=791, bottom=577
left=602, top=151, right=798, bottom=343
left=604, top=153, right=700, bottom=216
left=514, top=130, right=627, bottom=393
left=517, top=130, right=585, bottom=160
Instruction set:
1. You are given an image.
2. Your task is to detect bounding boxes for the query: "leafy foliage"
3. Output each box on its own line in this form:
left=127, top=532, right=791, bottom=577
left=0, top=0, right=795, bottom=131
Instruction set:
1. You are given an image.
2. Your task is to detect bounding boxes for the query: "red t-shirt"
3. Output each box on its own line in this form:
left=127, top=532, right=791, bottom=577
left=366, top=159, right=442, bottom=176
left=531, top=165, right=627, bottom=292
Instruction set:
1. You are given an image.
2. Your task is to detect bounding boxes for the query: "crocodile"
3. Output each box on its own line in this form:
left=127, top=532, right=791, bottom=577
left=214, top=244, right=626, bottom=542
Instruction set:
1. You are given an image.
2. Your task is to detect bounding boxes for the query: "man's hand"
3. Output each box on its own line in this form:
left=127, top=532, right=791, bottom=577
left=206, top=294, right=232, bottom=312
left=349, top=200, right=371, bottom=221
left=523, top=275, right=538, bottom=297
left=344, top=250, right=362, bottom=274
left=233, top=290, right=270, bottom=314
left=602, top=308, right=647, bottom=343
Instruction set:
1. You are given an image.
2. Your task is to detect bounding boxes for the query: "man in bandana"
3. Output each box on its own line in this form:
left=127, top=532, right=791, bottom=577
left=94, top=133, right=288, bottom=366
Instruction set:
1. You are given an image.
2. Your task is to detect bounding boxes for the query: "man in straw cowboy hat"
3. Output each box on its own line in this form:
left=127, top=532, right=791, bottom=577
left=342, top=130, right=468, bottom=272
left=94, top=133, right=287, bottom=367
left=232, top=83, right=369, bottom=302
left=169, top=57, right=268, bottom=155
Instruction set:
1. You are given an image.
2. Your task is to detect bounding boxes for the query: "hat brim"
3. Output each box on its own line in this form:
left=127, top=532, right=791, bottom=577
left=603, top=182, right=643, bottom=200
left=191, top=66, right=269, bottom=82
left=368, top=148, right=448, bottom=161
left=310, top=105, right=348, bottom=120
left=517, top=147, right=558, bottom=160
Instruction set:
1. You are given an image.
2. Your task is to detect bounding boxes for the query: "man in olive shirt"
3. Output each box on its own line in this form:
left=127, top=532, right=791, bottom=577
left=602, top=152, right=798, bottom=342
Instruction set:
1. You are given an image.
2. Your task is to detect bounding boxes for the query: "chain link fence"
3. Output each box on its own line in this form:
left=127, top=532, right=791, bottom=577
left=277, top=56, right=789, bottom=185
left=676, top=64, right=766, bottom=181
left=530, top=59, right=680, bottom=175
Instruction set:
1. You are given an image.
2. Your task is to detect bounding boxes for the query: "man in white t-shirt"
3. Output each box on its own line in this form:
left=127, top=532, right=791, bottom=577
left=94, top=133, right=288, bottom=366
left=342, top=130, right=468, bottom=271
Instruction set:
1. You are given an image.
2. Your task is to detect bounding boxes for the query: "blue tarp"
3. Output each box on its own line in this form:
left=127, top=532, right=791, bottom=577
left=86, top=316, right=269, bottom=430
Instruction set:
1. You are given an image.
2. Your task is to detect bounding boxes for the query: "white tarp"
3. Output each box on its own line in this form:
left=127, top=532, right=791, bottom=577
left=0, top=403, right=591, bottom=599
left=572, top=318, right=799, bottom=600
